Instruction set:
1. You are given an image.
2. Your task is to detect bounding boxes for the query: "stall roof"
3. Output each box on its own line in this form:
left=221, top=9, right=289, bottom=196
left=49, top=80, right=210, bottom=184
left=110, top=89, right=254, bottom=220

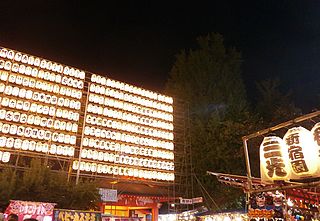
left=207, top=171, right=320, bottom=202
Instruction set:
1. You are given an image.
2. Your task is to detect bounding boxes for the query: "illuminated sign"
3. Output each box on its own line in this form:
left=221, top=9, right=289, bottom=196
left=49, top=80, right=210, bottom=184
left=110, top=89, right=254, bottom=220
left=260, top=125, right=320, bottom=182
left=5, top=200, right=56, bottom=221
left=72, top=74, right=174, bottom=181
left=53, top=209, right=101, bottom=221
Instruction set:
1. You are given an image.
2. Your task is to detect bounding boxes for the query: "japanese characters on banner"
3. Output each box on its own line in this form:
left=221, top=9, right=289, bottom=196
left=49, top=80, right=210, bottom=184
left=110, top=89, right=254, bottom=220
left=0, top=47, right=85, bottom=160
left=53, top=209, right=101, bottom=221
left=5, top=200, right=56, bottom=221
left=260, top=136, right=291, bottom=183
left=260, top=124, right=320, bottom=183
left=72, top=74, right=174, bottom=181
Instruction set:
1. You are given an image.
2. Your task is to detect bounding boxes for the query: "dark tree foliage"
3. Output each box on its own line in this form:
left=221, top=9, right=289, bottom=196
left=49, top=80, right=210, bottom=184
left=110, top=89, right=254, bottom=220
left=0, top=159, right=100, bottom=210
left=165, top=32, right=257, bottom=211
left=255, top=77, right=301, bottom=125
left=248, top=78, right=302, bottom=177
left=0, top=167, right=17, bottom=209
left=165, top=32, right=303, bottom=211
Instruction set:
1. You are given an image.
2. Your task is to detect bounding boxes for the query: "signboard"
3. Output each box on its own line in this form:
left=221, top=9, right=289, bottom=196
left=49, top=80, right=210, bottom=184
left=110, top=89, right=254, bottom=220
left=53, top=209, right=101, bottom=221
left=99, top=188, right=118, bottom=202
left=191, top=197, right=203, bottom=204
left=179, top=198, right=192, bottom=205
left=179, top=197, right=203, bottom=204
left=5, top=200, right=56, bottom=221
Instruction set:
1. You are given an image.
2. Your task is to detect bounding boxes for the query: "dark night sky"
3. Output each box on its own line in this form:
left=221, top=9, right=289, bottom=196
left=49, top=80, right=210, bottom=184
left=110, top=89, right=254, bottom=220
left=1, top=1, right=320, bottom=112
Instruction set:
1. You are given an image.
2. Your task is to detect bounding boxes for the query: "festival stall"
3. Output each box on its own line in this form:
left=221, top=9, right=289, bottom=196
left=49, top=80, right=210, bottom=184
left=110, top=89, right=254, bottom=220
left=208, top=111, right=320, bottom=221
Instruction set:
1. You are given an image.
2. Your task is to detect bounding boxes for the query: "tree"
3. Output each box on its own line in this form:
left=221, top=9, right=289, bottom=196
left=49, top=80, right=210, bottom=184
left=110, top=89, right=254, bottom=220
left=165, top=32, right=255, bottom=210
left=0, top=159, right=100, bottom=210
left=255, top=77, right=301, bottom=125
left=0, top=167, right=17, bottom=209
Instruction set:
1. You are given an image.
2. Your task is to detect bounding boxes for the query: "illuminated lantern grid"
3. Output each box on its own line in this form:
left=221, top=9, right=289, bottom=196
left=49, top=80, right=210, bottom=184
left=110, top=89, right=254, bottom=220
left=0, top=47, right=85, bottom=160
left=0, top=47, right=175, bottom=182
left=72, top=74, right=175, bottom=181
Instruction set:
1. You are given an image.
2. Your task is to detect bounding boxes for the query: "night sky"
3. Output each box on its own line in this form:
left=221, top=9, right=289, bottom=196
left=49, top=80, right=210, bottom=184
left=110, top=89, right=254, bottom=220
left=1, top=1, right=320, bottom=112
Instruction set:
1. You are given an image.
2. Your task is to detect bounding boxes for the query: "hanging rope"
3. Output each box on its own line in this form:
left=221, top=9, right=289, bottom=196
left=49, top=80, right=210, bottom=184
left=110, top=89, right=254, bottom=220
left=193, top=174, right=221, bottom=212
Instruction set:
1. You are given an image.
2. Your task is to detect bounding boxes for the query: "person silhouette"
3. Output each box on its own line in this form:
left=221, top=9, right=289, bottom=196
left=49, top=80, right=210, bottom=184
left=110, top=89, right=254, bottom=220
left=7, top=214, right=18, bottom=221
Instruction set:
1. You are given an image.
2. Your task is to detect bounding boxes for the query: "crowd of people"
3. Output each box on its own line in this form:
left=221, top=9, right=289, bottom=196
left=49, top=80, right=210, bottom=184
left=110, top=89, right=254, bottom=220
left=0, top=211, right=37, bottom=221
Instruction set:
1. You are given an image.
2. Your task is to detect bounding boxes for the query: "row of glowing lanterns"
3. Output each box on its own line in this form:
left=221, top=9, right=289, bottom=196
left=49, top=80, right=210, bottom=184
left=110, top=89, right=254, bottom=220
left=90, top=83, right=173, bottom=113
left=260, top=123, right=320, bottom=182
left=82, top=138, right=174, bottom=160
left=86, top=114, right=173, bottom=140
left=0, top=123, right=77, bottom=144
left=80, top=149, right=174, bottom=171
left=0, top=84, right=82, bottom=110
left=72, top=160, right=175, bottom=181
left=88, top=92, right=173, bottom=122
left=91, top=74, right=173, bottom=104
left=0, top=71, right=83, bottom=99
left=0, top=47, right=174, bottom=115
left=0, top=110, right=78, bottom=133
left=0, top=150, right=10, bottom=163
left=0, top=48, right=86, bottom=80
left=2, top=70, right=83, bottom=99
left=0, top=61, right=85, bottom=90
left=0, top=97, right=80, bottom=121
left=87, top=104, right=173, bottom=130
left=84, top=126, right=174, bottom=150
left=0, top=137, right=75, bottom=156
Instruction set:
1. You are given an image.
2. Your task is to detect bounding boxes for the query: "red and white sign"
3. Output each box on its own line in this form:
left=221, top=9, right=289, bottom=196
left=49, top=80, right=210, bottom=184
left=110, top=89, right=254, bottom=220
left=5, top=200, right=56, bottom=221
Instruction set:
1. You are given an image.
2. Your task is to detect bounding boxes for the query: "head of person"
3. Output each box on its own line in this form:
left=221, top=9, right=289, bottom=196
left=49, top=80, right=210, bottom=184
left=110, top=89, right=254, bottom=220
left=0, top=213, right=4, bottom=221
left=23, top=218, right=37, bottom=221
left=7, top=214, right=18, bottom=221
left=255, top=193, right=266, bottom=208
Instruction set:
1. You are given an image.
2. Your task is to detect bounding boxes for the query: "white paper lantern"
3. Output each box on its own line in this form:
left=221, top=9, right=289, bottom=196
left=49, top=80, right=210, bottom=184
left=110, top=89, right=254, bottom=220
left=283, top=127, right=319, bottom=179
left=1, top=151, right=10, bottom=163
left=260, top=136, right=292, bottom=183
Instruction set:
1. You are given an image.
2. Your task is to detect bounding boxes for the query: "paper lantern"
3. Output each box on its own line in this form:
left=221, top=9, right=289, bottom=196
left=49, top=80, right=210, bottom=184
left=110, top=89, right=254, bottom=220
left=1, top=151, right=10, bottom=163
left=284, top=127, right=319, bottom=179
left=260, top=136, right=291, bottom=183
left=311, top=122, right=320, bottom=173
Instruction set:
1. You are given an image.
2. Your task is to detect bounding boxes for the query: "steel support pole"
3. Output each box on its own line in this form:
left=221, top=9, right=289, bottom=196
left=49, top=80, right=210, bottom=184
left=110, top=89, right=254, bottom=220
left=76, top=82, right=90, bottom=184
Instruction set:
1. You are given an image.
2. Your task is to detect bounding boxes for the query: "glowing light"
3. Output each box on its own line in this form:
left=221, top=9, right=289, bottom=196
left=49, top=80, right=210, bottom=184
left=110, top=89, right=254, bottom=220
left=260, top=136, right=291, bottom=183
left=284, top=126, right=319, bottom=179
left=287, top=198, right=294, bottom=207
